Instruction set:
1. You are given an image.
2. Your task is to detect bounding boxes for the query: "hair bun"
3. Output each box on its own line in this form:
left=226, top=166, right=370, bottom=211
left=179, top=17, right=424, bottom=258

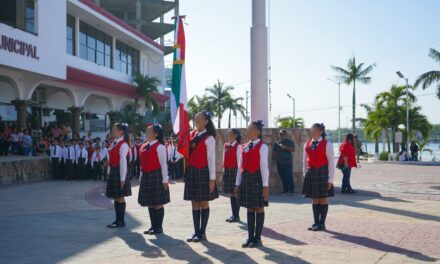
left=202, top=110, right=212, bottom=120
left=153, top=123, right=163, bottom=129
left=256, top=120, right=265, bottom=128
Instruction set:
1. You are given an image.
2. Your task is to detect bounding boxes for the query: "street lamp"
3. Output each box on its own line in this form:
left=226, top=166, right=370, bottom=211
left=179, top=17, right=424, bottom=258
left=286, top=93, right=295, bottom=128
left=327, top=78, right=341, bottom=145
left=396, top=71, right=410, bottom=152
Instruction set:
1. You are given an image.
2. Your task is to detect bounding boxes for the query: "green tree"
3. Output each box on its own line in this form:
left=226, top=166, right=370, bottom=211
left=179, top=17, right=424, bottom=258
left=414, top=48, right=440, bottom=99
left=133, top=72, right=161, bottom=114
left=375, top=85, right=416, bottom=152
left=362, top=103, right=389, bottom=154
left=224, top=95, right=246, bottom=128
left=331, top=56, right=376, bottom=132
left=187, top=95, right=215, bottom=127
left=118, top=104, right=143, bottom=135
left=276, top=116, right=305, bottom=129
left=205, top=80, right=233, bottom=128
left=403, top=106, right=432, bottom=142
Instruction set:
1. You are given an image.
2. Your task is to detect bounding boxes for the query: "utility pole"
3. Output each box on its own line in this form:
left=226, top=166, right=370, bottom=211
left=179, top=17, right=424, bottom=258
left=327, top=78, right=341, bottom=145
left=245, top=90, right=249, bottom=125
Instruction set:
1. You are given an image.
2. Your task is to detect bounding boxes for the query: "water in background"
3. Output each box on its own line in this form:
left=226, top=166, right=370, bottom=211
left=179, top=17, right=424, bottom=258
left=333, top=142, right=440, bottom=162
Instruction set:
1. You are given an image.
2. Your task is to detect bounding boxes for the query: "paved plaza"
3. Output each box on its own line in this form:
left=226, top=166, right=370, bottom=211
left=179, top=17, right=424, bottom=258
left=0, top=162, right=439, bottom=264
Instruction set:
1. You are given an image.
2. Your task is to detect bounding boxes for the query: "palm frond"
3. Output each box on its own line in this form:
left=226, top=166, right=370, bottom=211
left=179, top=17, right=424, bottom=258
left=414, top=71, right=440, bottom=90
left=428, top=48, right=440, bottom=63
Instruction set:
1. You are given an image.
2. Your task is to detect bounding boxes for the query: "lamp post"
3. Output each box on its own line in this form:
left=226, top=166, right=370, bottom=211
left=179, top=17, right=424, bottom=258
left=396, top=71, right=410, bottom=152
left=327, top=78, right=341, bottom=145
left=286, top=93, right=295, bottom=128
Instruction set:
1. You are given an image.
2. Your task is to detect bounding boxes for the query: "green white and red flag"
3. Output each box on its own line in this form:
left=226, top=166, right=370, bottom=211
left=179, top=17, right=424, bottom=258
left=170, top=16, right=190, bottom=159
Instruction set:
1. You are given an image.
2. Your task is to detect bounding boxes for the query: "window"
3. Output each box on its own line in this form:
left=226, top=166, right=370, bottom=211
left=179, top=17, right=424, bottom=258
left=66, top=15, right=75, bottom=55
left=0, top=0, right=37, bottom=34
left=115, top=40, right=139, bottom=76
left=79, top=21, right=112, bottom=68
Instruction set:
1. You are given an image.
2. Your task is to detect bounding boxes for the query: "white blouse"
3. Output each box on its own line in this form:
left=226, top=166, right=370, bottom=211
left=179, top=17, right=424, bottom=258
left=302, top=136, right=335, bottom=183
left=196, top=130, right=216, bottom=180
left=139, top=140, right=169, bottom=183
left=235, top=138, right=269, bottom=187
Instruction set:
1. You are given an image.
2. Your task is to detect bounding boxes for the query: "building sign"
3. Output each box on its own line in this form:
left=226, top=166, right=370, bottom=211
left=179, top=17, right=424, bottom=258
left=0, top=34, right=39, bottom=60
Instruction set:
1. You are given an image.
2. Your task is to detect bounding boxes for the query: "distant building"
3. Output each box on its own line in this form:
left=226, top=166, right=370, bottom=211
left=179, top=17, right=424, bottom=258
left=0, top=0, right=170, bottom=135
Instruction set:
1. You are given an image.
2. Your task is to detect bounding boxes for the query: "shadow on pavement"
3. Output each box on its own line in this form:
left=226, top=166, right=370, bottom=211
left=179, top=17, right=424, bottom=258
left=116, top=231, right=164, bottom=258
left=201, top=240, right=259, bottom=264
left=149, top=233, right=214, bottom=263
left=326, top=230, right=438, bottom=262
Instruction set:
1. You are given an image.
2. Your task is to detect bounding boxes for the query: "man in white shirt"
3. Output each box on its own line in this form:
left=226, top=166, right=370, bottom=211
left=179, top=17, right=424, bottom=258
left=50, top=140, right=62, bottom=180
left=76, top=142, right=88, bottom=180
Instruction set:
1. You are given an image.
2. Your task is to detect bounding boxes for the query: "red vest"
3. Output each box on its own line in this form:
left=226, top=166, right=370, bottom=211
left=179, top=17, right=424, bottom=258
left=188, top=131, right=208, bottom=169
left=109, top=139, right=126, bottom=167
left=305, top=139, right=328, bottom=170
left=139, top=141, right=161, bottom=172
left=223, top=142, right=238, bottom=169
left=241, top=140, right=263, bottom=174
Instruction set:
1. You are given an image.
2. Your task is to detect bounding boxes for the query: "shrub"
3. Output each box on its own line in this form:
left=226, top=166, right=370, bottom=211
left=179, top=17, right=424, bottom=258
left=379, top=151, right=389, bottom=161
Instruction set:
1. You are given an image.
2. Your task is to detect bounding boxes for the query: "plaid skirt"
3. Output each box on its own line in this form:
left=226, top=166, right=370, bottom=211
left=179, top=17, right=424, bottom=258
left=138, top=169, right=170, bottom=206
left=302, top=166, right=334, bottom=198
left=184, top=166, right=219, bottom=201
left=105, top=166, right=132, bottom=198
left=222, top=168, right=238, bottom=194
left=238, top=170, right=268, bottom=208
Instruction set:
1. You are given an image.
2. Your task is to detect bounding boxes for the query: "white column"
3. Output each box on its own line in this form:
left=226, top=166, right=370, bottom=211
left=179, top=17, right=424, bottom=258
left=251, top=0, right=269, bottom=126
left=75, top=17, right=80, bottom=57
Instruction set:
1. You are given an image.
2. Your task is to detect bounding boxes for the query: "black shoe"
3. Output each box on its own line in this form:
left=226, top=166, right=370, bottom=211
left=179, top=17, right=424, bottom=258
left=107, top=221, right=125, bottom=228
left=192, top=234, right=207, bottom=242
left=186, top=234, right=198, bottom=242
left=341, top=188, right=347, bottom=193
left=226, top=216, right=240, bottom=223
left=249, top=239, right=262, bottom=248
left=150, top=228, right=163, bottom=235
left=242, top=238, right=253, bottom=248
left=347, top=189, right=357, bottom=194
left=143, top=227, right=154, bottom=234
left=307, top=224, right=319, bottom=231
left=317, top=224, right=326, bottom=231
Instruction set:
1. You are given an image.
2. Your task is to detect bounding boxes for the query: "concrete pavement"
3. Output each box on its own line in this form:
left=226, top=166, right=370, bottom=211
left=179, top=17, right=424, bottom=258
left=0, top=163, right=439, bottom=264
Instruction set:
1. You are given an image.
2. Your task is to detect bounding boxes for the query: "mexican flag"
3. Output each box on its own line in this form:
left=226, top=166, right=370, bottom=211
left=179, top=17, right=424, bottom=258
left=170, top=16, right=190, bottom=159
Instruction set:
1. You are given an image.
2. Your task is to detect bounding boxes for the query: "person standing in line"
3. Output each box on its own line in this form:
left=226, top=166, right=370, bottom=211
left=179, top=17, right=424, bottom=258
left=138, top=124, right=170, bottom=235
left=101, top=140, right=110, bottom=181
left=50, top=140, right=62, bottom=180
left=184, top=111, right=218, bottom=243
left=235, top=121, right=269, bottom=248
left=76, top=142, right=88, bottom=180
left=303, top=123, right=335, bottom=232
left=105, top=123, right=131, bottom=228
left=222, top=129, right=242, bottom=223
left=91, top=145, right=104, bottom=181
left=272, top=129, right=296, bottom=195
left=59, top=141, right=67, bottom=180
left=410, top=141, right=419, bottom=161
left=65, top=140, right=76, bottom=180
left=10, top=128, right=19, bottom=154
left=338, top=133, right=357, bottom=194
left=169, top=140, right=184, bottom=180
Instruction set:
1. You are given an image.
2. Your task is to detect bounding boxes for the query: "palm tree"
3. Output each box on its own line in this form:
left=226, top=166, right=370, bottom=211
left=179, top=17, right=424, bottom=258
left=224, top=95, right=246, bottom=128
left=133, top=72, right=161, bottom=114
left=362, top=104, right=389, bottom=154
left=205, top=80, right=234, bottom=128
left=375, top=85, right=416, bottom=152
left=118, top=104, right=142, bottom=134
left=414, top=48, right=440, bottom=99
left=187, top=95, right=214, bottom=126
left=276, top=116, right=305, bottom=129
left=403, top=106, right=432, bottom=142
left=331, top=56, right=376, bottom=132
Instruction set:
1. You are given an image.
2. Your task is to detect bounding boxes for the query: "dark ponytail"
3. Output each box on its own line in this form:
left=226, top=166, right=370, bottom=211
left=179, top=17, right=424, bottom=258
left=311, top=123, right=326, bottom=139
left=231, top=128, right=241, bottom=143
left=114, top=123, right=131, bottom=145
left=200, top=110, right=216, bottom=138
left=345, top=133, right=355, bottom=147
left=150, top=123, right=165, bottom=145
left=251, top=120, right=264, bottom=139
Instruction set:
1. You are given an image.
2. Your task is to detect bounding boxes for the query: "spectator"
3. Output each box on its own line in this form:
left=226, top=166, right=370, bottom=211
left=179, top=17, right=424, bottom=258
left=11, top=127, right=20, bottom=154
left=22, top=130, right=33, bottom=156
left=272, top=129, right=295, bottom=195
left=338, top=133, right=358, bottom=193
left=355, top=135, right=362, bottom=163
left=18, top=128, right=24, bottom=155
left=36, top=136, right=49, bottom=155
left=51, top=124, right=62, bottom=140
left=42, top=122, right=50, bottom=136
left=0, top=130, right=10, bottom=156
left=410, top=141, right=419, bottom=161
left=0, top=116, right=5, bottom=132
left=399, top=144, right=408, bottom=161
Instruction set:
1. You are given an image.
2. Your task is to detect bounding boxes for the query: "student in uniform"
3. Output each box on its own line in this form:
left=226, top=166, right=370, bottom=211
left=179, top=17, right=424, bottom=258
left=302, top=123, right=335, bottom=231
left=138, top=124, right=170, bottom=235
left=76, top=142, right=88, bottom=180
left=135, top=137, right=142, bottom=179
left=169, top=140, right=184, bottom=180
left=129, top=140, right=138, bottom=179
left=50, top=140, right=61, bottom=180
left=65, top=141, right=75, bottom=180
left=101, top=140, right=110, bottom=181
left=106, top=123, right=132, bottom=228
left=222, top=129, right=242, bottom=223
left=235, top=120, right=269, bottom=248
left=86, top=140, right=94, bottom=179
left=91, top=145, right=103, bottom=181
left=59, top=141, right=67, bottom=180
left=184, top=111, right=218, bottom=242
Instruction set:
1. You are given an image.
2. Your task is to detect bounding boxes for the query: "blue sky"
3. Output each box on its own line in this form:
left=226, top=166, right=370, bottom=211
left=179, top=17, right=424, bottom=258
left=166, top=0, right=440, bottom=129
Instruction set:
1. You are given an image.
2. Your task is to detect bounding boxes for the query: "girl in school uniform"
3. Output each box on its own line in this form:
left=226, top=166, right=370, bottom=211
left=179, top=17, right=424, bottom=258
left=184, top=111, right=218, bottom=242
left=302, top=123, right=335, bottom=231
left=106, top=123, right=132, bottom=228
left=129, top=141, right=138, bottom=179
left=222, top=129, right=242, bottom=223
left=235, top=121, right=269, bottom=248
left=138, top=124, right=170, bottom=235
